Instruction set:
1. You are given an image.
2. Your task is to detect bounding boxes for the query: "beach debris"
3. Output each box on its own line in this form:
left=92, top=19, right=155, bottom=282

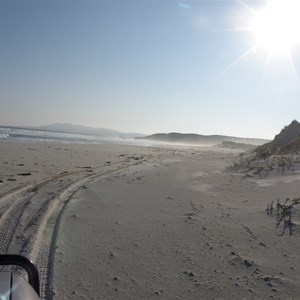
left=155, top=289, right=164, bottom=295
left=76, top=166, right=91, bottom=169
left=257, top=274, right=284, bottom=288
left=0, top=179, right=3, bottom=183
left=184, top=212, right=196, bottom=217
left=127, top=156, right=141, bottom=161
left=7, top=178, right=16, bottom=181
left=183, top=270, right=196, bottom=278
left=244, top=259, right=253, bottom=268
left=229, top=252, right=255, bottom=269
left=18, top=172, right=31, bottom=176
left=258, top=241, right=267, bottom=247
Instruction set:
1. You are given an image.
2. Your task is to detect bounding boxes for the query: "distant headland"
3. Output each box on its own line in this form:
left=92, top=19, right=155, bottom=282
left=138, top=132, right=269, bottom=146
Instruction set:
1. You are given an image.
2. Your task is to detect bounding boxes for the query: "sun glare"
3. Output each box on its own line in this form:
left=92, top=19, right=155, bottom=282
left=251, top=0, right=300, bottom=56
left=212, top=0, right=300, bottom=83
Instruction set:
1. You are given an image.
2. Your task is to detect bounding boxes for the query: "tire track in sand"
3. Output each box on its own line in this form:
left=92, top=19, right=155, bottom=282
left=0, top=155, right=147, bottom=299
left=0, top=168, right=96, bottom=254
left=20, top=160, right=143, bottom=299
left=0, top=160, right=130, bottom=255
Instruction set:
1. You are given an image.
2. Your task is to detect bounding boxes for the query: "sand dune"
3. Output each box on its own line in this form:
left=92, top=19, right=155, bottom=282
left=0, top=141, right=300, bottom=299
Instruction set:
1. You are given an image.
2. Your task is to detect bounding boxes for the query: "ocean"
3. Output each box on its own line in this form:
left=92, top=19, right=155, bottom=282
left=0, top=126, right=156, bottom=147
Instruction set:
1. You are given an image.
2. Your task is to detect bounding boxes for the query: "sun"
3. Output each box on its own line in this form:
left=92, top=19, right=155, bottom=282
left=214, top=0, right=300, bottom=81
left=251, top=0, right=300, bottom=56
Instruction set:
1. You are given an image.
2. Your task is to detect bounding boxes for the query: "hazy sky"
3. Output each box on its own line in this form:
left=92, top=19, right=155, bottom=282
left=1, top=0, right=300, bottom=139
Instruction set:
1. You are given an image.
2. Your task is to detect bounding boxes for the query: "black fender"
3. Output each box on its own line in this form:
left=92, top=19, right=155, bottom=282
left=0, top=255, right=40, bottom=299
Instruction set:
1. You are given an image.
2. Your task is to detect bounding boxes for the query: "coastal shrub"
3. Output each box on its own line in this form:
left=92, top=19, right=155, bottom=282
left=225, top=151, right=255, bottom=171
left=227, top=151, right=300, bottom=177
left=266, top=197, right=300, bottom=236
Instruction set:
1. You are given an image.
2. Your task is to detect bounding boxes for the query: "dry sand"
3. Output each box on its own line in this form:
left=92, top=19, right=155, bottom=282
left=0, top=140, right=300, bottom=299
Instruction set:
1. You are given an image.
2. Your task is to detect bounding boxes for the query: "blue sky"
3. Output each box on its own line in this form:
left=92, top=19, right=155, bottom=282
left=1, top=0, right=300, bottom=139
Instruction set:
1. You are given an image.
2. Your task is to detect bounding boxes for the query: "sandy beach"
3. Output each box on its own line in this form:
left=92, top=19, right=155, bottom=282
left=0, top=140, right=300, bottom=299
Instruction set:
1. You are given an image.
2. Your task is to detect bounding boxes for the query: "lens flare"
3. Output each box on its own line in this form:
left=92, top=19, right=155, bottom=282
left=251, top=0, right=300, bottom=55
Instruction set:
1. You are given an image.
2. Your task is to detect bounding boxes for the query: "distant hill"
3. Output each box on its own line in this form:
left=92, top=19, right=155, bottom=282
left=217, top=141, right=256, bottom=151
left=139, top=132, right=269, bottom=146
left=255, top=120, right=300, bottom=157
left=35, top=123, right=145, bottom=138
